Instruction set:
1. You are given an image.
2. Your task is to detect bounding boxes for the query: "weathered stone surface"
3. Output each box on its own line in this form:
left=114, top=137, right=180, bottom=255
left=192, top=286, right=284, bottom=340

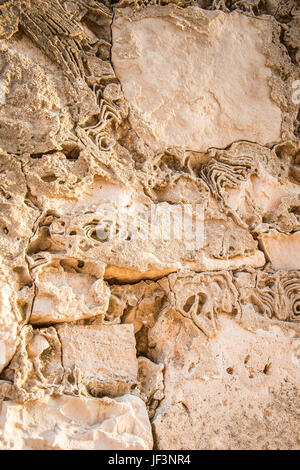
left=167, top=270, right=240, bottom=337
left=0, top=394, right=153, bottom=450
left=138, top=356, right=164, bottom=419
left=30, top=259, right=110, bottom=324
left=259, top=231, right=300, bottom=270
left=235, top=269, right=300, bottom=323
left=0, top=153, right=38, bottom=260
left=0, top=0, right=299, bottom=452
left=57, top=323, right=138, bottom=397
left=0, top=37, right=76, bottom=155
left=150, top=312, right=300, bottom=450
left=0, top=325, right=64, bottom=401
left=24, top=170, right=266, bottom=280
left=0, top=280, right=19, bottom=374
left=112, top=6, right=283, bottom=152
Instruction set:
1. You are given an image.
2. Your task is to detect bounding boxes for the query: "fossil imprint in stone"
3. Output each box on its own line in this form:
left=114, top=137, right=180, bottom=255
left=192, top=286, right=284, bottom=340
left=0, top=0, right=299, bottom=451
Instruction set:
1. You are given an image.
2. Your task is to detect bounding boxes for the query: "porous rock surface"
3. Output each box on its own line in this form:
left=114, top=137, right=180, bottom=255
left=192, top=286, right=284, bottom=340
left=0, top=0, right=299, bottom=450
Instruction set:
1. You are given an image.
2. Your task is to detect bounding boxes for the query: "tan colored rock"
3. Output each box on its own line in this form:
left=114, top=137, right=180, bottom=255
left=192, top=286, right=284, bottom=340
left=25, top=173, right=265, bottom=282
left=167, top=270, right=240, bottom=337
left=138, top=356, right=164, bottom=418
left=0, top=280, right=19, bottom=373
left=0, top=0, right=299, bottom=452
left=202, top=141, right=300, bottom=232
left=259, top=231, right=300, bottom=270
left=1, top=325, right=64, bottom=400
left=106, top=280, right=167, bottom=329
left=149, top=311, right=300, bottom=450
left=0, top=153, right=38, bottom=261
left=31, top=259, right=110, bottom=324
left=112, top=6, right=282, bottom=152
left=235, top=269, right=300, bottom=323
left=56, top=323, right=138, bottom=397
left=0, top=37, right=76, bottom=155
left=0, top=394, right=153, bottom=450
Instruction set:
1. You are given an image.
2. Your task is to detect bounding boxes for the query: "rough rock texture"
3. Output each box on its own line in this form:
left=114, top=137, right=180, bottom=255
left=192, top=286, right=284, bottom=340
left=0, top=394, right=152, bottom=450
left=112, top=6, right=282, bottom=151
left=57, top=323, right=138, bottom=397
left=0, top=0, right=299, bottom=450
left=150, top=313, right=300, bottom=450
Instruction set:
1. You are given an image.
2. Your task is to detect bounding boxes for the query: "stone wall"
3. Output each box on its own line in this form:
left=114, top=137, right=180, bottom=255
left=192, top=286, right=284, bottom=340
left=0, top=0, right=299, bottom=450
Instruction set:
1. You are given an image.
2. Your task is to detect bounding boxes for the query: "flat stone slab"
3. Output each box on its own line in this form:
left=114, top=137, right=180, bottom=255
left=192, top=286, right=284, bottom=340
left=0, top=394, right=152, bottom=450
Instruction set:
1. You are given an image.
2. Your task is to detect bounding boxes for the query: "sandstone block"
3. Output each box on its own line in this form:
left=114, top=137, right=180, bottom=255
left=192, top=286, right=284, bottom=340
left=0, top=394, right=153, bottom=450
left=57, top=323, right=138, bottom=397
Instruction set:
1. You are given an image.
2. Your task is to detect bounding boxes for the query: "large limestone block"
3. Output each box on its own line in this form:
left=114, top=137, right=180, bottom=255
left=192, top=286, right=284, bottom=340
left=149, top=311, right=300, bottom=450
left=0, top=36, right=76, bottom=155
left=259, top=231, right=300, bottom=270
left=112, top=6, right=282, bottom=152
left=0, top=394, right=153, bottom=450
left=56, top=323, right=138, bottom=397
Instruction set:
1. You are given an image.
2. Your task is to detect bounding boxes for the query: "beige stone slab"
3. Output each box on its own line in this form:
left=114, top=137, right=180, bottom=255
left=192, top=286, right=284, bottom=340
left=57, top=323, right=138, bottom=396
left=112, top=6, right=282, bottom=152
left=0, top=394, right=153, bottom=450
